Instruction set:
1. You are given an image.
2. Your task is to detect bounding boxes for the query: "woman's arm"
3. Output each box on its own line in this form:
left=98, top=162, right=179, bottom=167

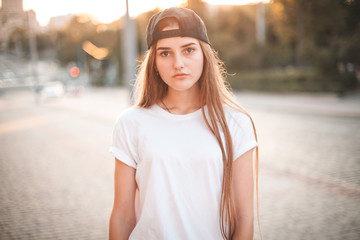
left=232, top=149, right=255, bottom=240
left=109, top=158, right=137, bottom=240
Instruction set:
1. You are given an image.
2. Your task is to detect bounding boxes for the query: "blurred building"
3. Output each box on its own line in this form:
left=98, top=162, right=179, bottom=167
left=0, top=0, right=39, bottom=51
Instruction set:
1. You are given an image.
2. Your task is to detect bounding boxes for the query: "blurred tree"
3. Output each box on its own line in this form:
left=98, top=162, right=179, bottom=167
left=26, top=0, right=356, bottom=92
left=134, top=0, right=360, bottom=93
left=8, top=27, right=27, bottom=54
left=208, top=5, right=259, bottom=71
left=53, top=14, right=124, bottom=86
left=270, top=0, right=359, bottom=92
left=136, top=9, right=159, bottom=54
left=7, top=27, right=55, bottom=59
left=36, top=33, right=55, bottom=54
left=57, top=15, right=97, bottom=64
left=187, top=0, right=207, bottom=20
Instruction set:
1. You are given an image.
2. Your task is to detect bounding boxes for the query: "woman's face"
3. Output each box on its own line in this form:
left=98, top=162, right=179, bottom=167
left=155, top=34, right=204, bottom=93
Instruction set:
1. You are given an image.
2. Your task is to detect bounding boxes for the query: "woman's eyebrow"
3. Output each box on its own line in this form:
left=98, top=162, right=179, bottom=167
left=180, top=42, right=197, bottom=48
left=156, top=46, right=171, bottom=51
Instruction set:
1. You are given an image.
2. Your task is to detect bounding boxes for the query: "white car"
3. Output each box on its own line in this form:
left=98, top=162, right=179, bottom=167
left=41, top=81, right=65, bottom=98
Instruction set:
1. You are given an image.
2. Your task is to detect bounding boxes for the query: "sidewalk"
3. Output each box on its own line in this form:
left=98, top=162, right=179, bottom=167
left=0, top=88, right=359, bottom=240
left=235, top=91, right=360, bottom=118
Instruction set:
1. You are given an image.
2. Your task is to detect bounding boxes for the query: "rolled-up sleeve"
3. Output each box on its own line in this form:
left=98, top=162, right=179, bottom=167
left=229, top=111, right=258, bottom=161
left=109, top=114, right=138, bottom=169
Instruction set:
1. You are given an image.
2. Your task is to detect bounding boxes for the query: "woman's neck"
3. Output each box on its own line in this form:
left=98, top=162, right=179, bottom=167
left=161, top=87, right=201, bottom=115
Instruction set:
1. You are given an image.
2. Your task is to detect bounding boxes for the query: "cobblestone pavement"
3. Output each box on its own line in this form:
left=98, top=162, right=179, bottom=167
left=0, top=88, right=359, bottom=240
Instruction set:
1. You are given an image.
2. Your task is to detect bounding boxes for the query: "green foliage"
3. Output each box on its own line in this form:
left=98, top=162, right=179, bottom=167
left=7, top=27, right=28, bottom=53
left=267, top=0, right=359, bottom=92
left=198, top=0, right=359, bottom=93
left=228, top=67, right=342, bottom=93
left=56, top=15, right=96, bottom=64
left=16, top=0, right=357, bottom=91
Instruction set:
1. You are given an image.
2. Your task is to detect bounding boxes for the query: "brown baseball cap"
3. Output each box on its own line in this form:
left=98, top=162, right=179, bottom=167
left=146, top=7, right=210, bottom=49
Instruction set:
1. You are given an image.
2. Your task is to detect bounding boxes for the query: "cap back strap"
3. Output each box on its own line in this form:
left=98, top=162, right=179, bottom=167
left=153, top=29, right=182, bottom=42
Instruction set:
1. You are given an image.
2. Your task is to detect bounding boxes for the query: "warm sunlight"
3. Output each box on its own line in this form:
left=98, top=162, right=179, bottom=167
left=206, top=0, right=270, bottom=5
left=23, top=0, right=187, bottom=26
left=20, top=0, right=269, bottom=26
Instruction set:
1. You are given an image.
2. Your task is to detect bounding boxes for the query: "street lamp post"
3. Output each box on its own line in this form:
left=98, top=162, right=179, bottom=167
left=123, top=0, right=138, bottom=103
left=27, top=11, right=40, bottom=102
left=256, top=2, right=266, bottom=45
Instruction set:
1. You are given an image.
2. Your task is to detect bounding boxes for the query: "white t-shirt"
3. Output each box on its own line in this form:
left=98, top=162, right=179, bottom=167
left=109, top=104, right=257, bottom=240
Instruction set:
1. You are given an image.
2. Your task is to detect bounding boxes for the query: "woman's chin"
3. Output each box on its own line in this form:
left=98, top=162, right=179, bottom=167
left=166, top=81, right=200, bottom=93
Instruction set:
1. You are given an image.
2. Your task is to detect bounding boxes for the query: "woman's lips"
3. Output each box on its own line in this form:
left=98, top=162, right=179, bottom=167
left=172, top=73, right=189, bottom=79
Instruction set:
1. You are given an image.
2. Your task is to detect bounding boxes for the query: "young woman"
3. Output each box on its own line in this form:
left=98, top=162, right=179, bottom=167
left=109, top=7, right=259, bottom=240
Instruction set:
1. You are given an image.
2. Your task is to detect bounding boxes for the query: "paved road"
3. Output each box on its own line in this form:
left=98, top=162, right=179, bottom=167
left=0, top=88, right=359, bottom=240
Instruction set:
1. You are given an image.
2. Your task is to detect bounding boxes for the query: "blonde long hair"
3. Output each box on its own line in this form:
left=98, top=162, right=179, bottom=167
left=134, top=41, right=260, bottom=240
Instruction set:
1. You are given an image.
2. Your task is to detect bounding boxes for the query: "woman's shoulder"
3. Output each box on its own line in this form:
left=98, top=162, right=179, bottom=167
left=118, top=106, right=143, bottom=117
left=222, top=104, right=254, bottom=133
left=115, top=106, right=151, bottom=124
left=223, top=104, right=251, bottom=122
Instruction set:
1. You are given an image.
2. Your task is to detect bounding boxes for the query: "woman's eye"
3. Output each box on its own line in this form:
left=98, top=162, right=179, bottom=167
left=160, top=51, right=170, bottom=57
left=185, top=48, right=195, bottom=54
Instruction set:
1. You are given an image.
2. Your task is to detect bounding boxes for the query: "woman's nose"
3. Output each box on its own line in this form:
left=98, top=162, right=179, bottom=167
left=173, top=53, right=185, bottom=70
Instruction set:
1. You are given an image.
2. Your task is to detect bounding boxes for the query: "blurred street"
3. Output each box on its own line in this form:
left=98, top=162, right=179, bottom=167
left=0, top=87, right=359, bottom=240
